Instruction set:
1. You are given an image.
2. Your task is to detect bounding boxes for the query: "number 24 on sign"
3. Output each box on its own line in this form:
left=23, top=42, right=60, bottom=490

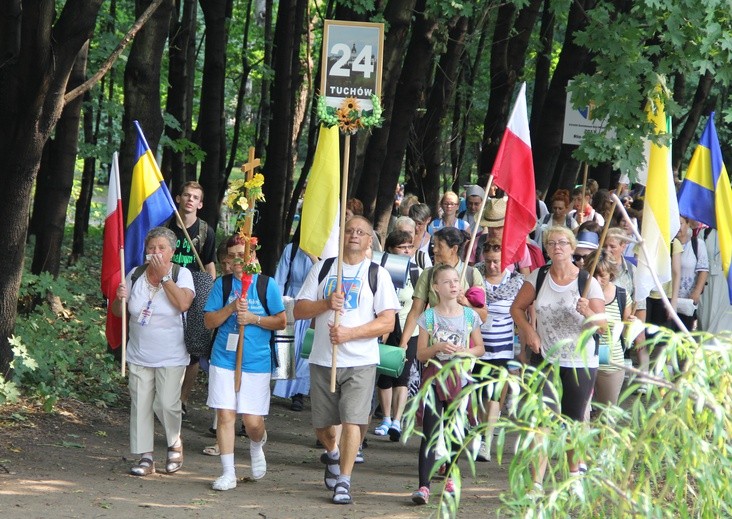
left=329, top=44, right=374, bottom=78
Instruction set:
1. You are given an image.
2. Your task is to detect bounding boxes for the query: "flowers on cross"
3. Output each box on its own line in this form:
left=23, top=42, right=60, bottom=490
left=317, top=94, right=383, bottom=134
left=225, top=172, right=266, bottom=232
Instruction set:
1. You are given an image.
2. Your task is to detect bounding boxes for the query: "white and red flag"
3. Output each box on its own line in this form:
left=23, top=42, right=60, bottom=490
left=101, top=152, right=125, bottom=349
left=491, top=82, right=537, bottom=271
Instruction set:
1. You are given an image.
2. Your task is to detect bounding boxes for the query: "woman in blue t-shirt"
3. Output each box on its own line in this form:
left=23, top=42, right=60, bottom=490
left=203, top=234, right=286, bottom=491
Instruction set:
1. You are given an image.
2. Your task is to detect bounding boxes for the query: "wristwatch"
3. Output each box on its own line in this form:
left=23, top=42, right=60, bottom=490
left=161, top=275, right=172, bottom=284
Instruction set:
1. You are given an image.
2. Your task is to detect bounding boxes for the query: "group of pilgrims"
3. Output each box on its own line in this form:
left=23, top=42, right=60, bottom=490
left=112, top=178, right=728, bottom=505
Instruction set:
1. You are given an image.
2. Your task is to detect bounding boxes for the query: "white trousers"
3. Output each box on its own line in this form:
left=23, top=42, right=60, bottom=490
left=128, top=363, right=186, bottom=455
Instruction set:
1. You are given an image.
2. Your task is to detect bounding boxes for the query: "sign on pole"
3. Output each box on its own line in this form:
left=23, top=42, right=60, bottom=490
left=562, top=82, right=610, bottom=145
left=320, top=20, right=384, bottom=111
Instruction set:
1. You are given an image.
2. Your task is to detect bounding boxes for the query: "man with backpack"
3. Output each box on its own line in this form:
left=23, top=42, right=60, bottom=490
left=167, top=181, right=217, bottom=415
left=294, top=216, right=400, bottom=505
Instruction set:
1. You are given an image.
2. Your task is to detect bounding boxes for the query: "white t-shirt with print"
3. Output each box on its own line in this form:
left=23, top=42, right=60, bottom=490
left=297, top=258, right=400, bottom=368
left=126, top=267, right=194, bottom=368
left=678, top=233, right=709, bottom=299
left=525, top=268, right=603, bottom=368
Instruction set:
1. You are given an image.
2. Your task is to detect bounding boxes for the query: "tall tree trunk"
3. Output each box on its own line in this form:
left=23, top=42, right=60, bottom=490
left=119, top=0, right=174, bottom=215
left=381, top=0, right=439, bottom=210
left=672, top=71, right=714, bottom=174
left=477, top=0, right=542, bottom=184
left=31, top=43, right=89, bottom=277
left=163, top=0, right=198, bottom=194
left=0, top=0, right=103, bottom=375
left=530, top=0, right=554, bottom=140
left=70, top=94, right=97, bottom=264
left=354, top=0, right=420, bottom=216
left=532, top=0, right=596, bottom=194
left=255, top=0, right=307, bottom=274
left=254, top=0, right=274, bottom=160
left=415, top=16, right=469, bottom=203
left=197, top=0, right=233, bottom=228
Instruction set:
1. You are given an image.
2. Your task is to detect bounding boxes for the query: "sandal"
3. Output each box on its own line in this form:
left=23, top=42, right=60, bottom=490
left=130, top=457, right=155, bottom=476
left=203, top=444, right=220, bottom=456
left=320, top=452, right=340, bottom=490
left=332, top=481, right=352, bottom=504
left=165, top=444, right=184, bottom=474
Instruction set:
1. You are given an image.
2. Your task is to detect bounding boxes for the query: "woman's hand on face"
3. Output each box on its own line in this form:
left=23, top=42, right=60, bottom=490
left=148, top=253, right=168, bottom=278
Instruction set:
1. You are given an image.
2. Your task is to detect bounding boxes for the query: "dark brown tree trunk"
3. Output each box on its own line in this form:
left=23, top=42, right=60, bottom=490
left=70, top=96, right=97, bottom=264
left=532, top=0, right=596, bottom=195
left=672, top=71, right=714, bottom=174
left=254, top=0, right=274, bottom=160
left=196, top=0, right=233, bottom=228
left=530, top=0, right=554, bottom=140
left=353, top=0, right=420, bottom=216
left=408, top=14, right=469, bottom=227
left=255, top=0, right=307, bottom=274
left=0, top=0, right=103, bottom=375
left=477, top=0, right=542, bottom=183
left=381, top=0, right=439, bottom=210
left=162, top=0, right=198, bottom=194
left=119, top=0, right=175, bottom=216
left=31, top=43, right=89, bottom=277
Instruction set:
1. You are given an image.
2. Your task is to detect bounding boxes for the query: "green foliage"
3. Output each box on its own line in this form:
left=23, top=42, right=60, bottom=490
left=403, top=327, right=732, bottom=518
left=8, top=229, right=124, bottom=410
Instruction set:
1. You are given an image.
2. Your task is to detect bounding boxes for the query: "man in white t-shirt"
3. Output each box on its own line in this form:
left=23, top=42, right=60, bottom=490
left=294, top=216, right=400, bottom=505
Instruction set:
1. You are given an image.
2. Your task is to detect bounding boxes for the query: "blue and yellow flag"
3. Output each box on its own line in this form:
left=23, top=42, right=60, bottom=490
left=678, top=113, right=732, bottom=302
left=125, top=121, right=176, bottom=272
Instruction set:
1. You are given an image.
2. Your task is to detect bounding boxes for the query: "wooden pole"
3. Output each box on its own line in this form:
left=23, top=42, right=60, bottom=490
left=331, top=133, right=351, bottom=393
left=119, top=247, right=127, bottom=377
left=460, top=175, right=494, bottom=286
left=578, top=163, right=589, bottom=224
left=235, top=147, right=261, bottom=392
left=582, top=199, right=617, bottom=298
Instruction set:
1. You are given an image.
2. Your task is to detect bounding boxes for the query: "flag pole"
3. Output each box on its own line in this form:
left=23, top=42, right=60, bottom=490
left=172, top=208, right=207, bottom=272
left=460, top=175, right=494, bottom=286
left=119, top=247, right=127, bottom=376
left=582, top=199, right=617, bottom=298
left=331, top=133, right=350, bottom=393
left=577, top=163, right=589, bottom=224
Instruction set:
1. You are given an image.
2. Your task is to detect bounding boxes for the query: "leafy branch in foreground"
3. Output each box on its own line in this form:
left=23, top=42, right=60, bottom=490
left=402, top=328, right=732, bottom=518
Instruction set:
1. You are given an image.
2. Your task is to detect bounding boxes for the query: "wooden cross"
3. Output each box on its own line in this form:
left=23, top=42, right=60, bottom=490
left=240, top=146, right=261, bottom=258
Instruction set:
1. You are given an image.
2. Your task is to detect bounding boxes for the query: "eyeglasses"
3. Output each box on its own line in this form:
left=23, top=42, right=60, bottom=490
left=483, top=244, right=501, bottom=252
left=344, top=228, right=369, bottom=236
left=572, top=254, right=588, bottom=262
left=227, top=251, right=247, bottom=259
left=393, top=244, right=413, bottom=251
left=442, top=202, right=458, bottom=206
left=546, top=240, right=571, bottom=249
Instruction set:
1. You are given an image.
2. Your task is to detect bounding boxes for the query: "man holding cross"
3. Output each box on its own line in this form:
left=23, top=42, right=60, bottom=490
left=294, top=216, right=400, bottom=505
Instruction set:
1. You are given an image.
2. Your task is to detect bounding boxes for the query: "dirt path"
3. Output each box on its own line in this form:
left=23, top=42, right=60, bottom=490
left=0, top=385, right=509, bottom=518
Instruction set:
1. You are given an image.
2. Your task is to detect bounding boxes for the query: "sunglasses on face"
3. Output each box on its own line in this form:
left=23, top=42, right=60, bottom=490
left=572, top=254, right=588, bottom=262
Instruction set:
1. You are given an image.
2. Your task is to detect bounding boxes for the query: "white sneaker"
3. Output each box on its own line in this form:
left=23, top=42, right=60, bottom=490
left=250, top=431, right=267, bottom=480
left=476, top=441, right=490, bottom=462
left=212, top=473, right=237, bottom=491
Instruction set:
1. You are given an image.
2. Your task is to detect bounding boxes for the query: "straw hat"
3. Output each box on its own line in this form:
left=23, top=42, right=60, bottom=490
left=480, top=198, right=506, bottom=228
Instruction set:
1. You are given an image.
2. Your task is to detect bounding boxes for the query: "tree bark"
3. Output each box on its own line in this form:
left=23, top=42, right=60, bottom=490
left=354, top=0, right=419, bottom=217
left=162, top=0, right=198, bottom=193
left=532, top=0, right=596, bottom=195
left=196, top=0, right=233, bottom=228
left=70, top=95, right=97, bottom=264
left=672, top=71, right=714, bottom=175
left=477, top=0, right=542, bottom=183
left=381, top=0, right=439, bottom=210
left=119, top=0, right=174, bottom=217
left=255, top=0, right=307, bottom=274
left=530, top=0, right=554, bottom=140
left=0, top=0, right=103, bottom=375
left=254, top=0, right=274, bottom=160
left=31, top=42, right=90, bottom=277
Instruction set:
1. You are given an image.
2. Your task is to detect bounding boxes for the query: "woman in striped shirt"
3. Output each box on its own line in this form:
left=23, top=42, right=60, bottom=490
left=473, top=239, right=524, bottom=462
left=585, top=250, right=633, bottom=411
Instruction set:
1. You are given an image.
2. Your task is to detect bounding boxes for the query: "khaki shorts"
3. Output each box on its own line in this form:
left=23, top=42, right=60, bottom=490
left=310, top=363, right=377, bottom=428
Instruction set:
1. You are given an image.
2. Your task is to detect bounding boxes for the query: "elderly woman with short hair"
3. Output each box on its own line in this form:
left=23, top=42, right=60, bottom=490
left=511, top=225, right=605, bottom=489
left=113, top=226, right=195, bottom=477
